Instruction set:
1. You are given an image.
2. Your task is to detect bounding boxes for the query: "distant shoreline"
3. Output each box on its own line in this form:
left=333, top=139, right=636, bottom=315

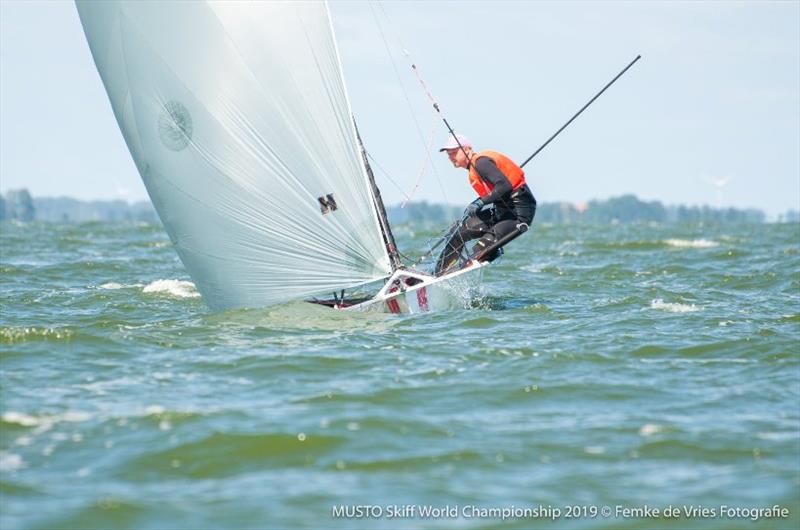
left=2, top=189, right=796, bottom=224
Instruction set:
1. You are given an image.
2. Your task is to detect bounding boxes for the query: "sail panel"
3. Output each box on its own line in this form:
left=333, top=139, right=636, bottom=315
left=76, top=0, right=391, bottom=309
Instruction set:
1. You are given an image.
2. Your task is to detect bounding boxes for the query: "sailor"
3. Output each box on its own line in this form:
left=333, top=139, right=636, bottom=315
left=435, top=134, right=536, bottom=275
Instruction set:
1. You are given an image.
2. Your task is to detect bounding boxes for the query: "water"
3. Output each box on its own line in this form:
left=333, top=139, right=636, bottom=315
left=1, top=220, right=798, bottom=529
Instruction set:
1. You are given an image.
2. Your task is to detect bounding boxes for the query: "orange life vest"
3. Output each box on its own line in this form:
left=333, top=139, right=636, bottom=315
left=468, top=150, right=526, bottom=198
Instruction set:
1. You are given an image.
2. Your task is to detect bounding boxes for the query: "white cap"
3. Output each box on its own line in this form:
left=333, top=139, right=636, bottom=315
left=438, top=134, right=472, bottom=152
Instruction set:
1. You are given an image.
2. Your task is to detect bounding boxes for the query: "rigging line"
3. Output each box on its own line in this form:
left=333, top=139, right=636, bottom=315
left=401, top=110, right=439, bottom=208
left=375, top=2, right=467, bottom=200
left=520, top=55, right=642, bottom=168
left=405, top=211, right=470, bottom=270
left=366, top=151, right=411, bottom=200
left=370, top=0, right=449, bottom=204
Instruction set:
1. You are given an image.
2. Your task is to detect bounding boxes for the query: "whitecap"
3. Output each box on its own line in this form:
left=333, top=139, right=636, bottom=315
left=664, top=238, right=719, bottom=248
left=142, top=279, right=200, bottom=299
left=638, top=423, right=663, bottom=437
left=584, top=446, right=606, bottom=454
left=2, top=411, right=91, bottom=430
left=1, top=327, right=74, bottom=343
left=650, top=299, right=698, bottom=313
left=99, top=282, right=144, bottom=290
left=61, top=411, right=92, bottom=423
left=0, top=452, right=25, bottom=472
left=756, top=432, right=797, bottom=441
left=2, top=412, right=41, bottom=427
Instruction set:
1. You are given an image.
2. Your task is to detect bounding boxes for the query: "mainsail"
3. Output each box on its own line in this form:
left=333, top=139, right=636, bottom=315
left=76, top=1, right=393, bottom=309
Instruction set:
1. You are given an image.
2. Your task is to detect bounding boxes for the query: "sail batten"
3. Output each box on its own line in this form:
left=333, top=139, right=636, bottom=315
left=77, top=0, right=392, bottom=309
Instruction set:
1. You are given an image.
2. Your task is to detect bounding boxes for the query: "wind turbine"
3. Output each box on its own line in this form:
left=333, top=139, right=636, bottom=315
left=704, top=175, right=731, bottom=209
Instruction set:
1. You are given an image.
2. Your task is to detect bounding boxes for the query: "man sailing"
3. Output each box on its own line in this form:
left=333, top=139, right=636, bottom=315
left=435, top=134, right=536, bottom=275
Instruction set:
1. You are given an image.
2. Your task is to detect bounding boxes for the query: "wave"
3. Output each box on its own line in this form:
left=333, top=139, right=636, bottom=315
left=121, top=431, right=343, bottom=479
left=98, top=282, right=144, bottom=290
left=1, top=411, right=92, bottom=443
left=142, top=279, right=200, bottom=299
left=583, top=238, right=721, bottom=251
left=635, top=438, right=759, bottom=460
left=0, top=452, right=25, bottom=472
left=0, top=326, right=75, bottom=344
left=638, top=423, right=665, bottom=437
left=41, top=497, right=147, bottom=529
left=584, top=240, right=664, bottom=251
left=650, top=299, right=699, bottom=313
left=664, top=238, right=719, bottom=248
left=340, top=449, right=482, bottom=471
left=0, top=479, right=41, bottom=495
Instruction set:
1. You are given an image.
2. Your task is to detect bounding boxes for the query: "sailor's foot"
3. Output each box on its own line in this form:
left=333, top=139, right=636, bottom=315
left=485, top=247, right=504, bottom=262
left=470, top=246, right=503, bottom=264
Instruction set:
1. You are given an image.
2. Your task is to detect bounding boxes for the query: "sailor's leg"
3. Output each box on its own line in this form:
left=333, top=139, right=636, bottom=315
left=471, top=194, right=537, bottom=262
left=471, top=219, right=519, bottom=262
left=514, top=199, right=536, bottom=226
left=511, top=185, right=537, bottom=226
left=435, top=216, right=490, bottom=275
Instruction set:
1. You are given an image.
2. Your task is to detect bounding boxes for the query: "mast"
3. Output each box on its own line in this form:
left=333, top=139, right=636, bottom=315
left=354, top=122, right=402, bottom=271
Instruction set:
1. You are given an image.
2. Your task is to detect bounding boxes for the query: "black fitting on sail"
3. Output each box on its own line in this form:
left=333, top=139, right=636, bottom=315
left=318, top=193, right=338, bottom=215
left=353, top=120, right=402, bottom=271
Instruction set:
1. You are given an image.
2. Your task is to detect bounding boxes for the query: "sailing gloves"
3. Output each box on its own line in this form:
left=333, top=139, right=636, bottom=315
left=466, top=197, right=484, bottom=217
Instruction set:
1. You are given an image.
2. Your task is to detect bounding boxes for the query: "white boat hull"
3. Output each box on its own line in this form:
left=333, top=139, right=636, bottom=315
left=344, top=261, right=487, bottom=314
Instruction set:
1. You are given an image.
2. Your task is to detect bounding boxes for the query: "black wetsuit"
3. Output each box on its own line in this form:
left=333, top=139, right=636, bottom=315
left=435, top=156, right=536, bottom=275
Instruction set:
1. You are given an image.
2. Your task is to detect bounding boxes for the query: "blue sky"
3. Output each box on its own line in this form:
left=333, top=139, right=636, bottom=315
left=1, top=1, right=798, bottom=217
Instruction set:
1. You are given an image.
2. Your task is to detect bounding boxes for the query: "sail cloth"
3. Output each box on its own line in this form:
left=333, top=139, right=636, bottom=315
left=76, top=1, right=392, bottom=309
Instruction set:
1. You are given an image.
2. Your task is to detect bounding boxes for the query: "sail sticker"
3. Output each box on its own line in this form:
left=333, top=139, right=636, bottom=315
left=158, top=100, right=193, bottom=151
left=317, top=193, right=338, bottom=215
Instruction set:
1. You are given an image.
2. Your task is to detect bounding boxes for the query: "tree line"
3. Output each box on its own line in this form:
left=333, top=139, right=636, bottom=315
left=2, top=188, right=794, bottom=224
left=388, top=195, right=774, bottom=224
left=1, top=190, right=158, bottom=223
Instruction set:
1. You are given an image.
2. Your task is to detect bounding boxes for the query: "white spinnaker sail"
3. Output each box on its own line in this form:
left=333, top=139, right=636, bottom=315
left=76, top=1, right=392, bottom=309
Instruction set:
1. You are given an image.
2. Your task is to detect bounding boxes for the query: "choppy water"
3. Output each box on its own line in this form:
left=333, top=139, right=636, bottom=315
left=1, top=220, right=799, bottom=530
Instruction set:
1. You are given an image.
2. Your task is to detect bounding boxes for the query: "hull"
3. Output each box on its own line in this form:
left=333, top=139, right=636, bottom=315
left=344, top=262, right=487, bottom=314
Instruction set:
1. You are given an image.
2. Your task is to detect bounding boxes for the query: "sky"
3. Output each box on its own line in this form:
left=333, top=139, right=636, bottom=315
left=1, top=0, right=798, bottom=217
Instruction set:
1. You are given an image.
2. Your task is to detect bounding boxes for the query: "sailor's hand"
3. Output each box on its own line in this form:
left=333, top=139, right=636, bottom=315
left=466, top=198, right=484, bottom=217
